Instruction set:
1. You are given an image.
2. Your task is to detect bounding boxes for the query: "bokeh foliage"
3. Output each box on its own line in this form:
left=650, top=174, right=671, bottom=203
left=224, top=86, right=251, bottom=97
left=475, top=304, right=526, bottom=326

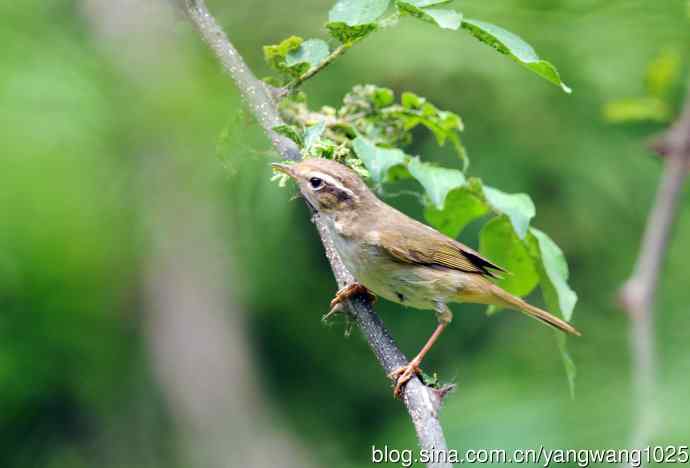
left=1, top=1, right=690, bottom=467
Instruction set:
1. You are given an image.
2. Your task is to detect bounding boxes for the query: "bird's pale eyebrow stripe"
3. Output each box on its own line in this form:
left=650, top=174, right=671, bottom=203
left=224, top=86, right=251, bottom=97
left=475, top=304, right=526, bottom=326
left=309, top=171, right=355, bottom=198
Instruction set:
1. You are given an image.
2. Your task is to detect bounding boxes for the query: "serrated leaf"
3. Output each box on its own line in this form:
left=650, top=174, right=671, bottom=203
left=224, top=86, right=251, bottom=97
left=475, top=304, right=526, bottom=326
left=479, top=217, right=539, bottom=297
left=285, top=39, right=330, bottom=70
left=483, top=186, right=535, bottom=239
left=273, top=124, right=304, bottom=147
left=353, top=136, right=407, bottom=183
left=461, top=19, right=571, bottom=94
left=530, top=228, right=577, bottom=322
left=327, top=0, right=389, bottom=41
left=326, top=22, right=378, bottom=43
left=303, top=121, right=326, bottom=151
left=425, top=187, right=488, bottom=237
left=407, top=157, right=466, bottom=209
left=397, top=1, right=462, bottom=30
left=263, top=36, right=306, bottom=77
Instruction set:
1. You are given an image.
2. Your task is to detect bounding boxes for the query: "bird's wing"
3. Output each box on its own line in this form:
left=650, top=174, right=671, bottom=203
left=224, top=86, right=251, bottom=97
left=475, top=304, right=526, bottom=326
left=375, top=222, right=507, bottom=278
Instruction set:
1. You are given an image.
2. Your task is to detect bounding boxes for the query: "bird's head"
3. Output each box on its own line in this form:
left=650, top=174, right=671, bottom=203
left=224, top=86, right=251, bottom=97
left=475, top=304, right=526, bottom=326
left=272, top=159, right=374, bottom=215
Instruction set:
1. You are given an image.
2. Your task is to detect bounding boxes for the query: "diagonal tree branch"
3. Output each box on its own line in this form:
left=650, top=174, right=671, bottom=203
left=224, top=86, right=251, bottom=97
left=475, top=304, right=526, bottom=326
left=182, top=0, right=451, bottom=464
left=618, top=84, right=690, bottom=463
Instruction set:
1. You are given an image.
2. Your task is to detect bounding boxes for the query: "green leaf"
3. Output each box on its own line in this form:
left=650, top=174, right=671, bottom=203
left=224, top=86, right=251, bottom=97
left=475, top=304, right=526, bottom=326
left=285, top=39, right=330, bottom=69
left=479, top=217, right=539, bottom=297
left=397, top=1, right=462, bottom=30
left=528, top=228, right=577, bottom=397
left=326, top=22, right=378, bottom=43
left=400, top=92, right=464, bottom=133
left=329, top=0, right=390, bottom=25
left=263, top=36, right=306, bottom=77
left=425, top=187, right=488, bottom=237
left=353, top=136, right=407, bottom=183
left=461, top=19, right=571, bottom=93
left=372, top=87, right=395, bottom=108
left=397, top=92, right=467, bottom=169
left=529, top=228, right=577, bottom=322
left=483, top=186, right=535, bottom=239
left=327, top=0, right=389, bottom=42
left=423, top=9, right=462, bottom=30
left=385, top=164, right=413, bottom=182
left=401, top=91, right=425, bottom=109
left=272, top=124, right=304, bottom=147
left=407, top=157, right=466, bottom=209
left=404, top=0, right=453, bottom=6
left=303, top=121, right=326, bottom=151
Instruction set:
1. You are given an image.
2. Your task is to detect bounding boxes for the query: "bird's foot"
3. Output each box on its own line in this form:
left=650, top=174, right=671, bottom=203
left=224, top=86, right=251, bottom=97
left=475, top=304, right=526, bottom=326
left=323, top=283, right=376, bottom=322
left=388, top=358, right=422, bottom=399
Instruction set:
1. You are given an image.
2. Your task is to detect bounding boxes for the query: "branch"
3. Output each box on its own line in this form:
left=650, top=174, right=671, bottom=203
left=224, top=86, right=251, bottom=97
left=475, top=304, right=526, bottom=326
left=182, top=1, right=451, bottom=463
left=618, top=84, right=690, bottom=459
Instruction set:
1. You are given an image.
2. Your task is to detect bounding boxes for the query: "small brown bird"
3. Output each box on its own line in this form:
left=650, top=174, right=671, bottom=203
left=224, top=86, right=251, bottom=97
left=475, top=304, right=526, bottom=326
left=273, top=158, right=580, bottom=397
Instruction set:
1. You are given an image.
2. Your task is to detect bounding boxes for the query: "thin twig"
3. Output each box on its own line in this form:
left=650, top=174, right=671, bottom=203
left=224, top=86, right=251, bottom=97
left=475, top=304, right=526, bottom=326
left=618, top=84, right=690, bottom=463
left=182, top=1, right=451, bottom=464
left=287, top=43, right=349, bottom=91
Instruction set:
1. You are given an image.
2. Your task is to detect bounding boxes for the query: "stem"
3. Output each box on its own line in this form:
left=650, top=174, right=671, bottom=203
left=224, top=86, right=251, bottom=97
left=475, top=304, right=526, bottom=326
left=288, top=43, right=349, bottom=91
left=618, top=84, right=690, bottom=465
left=182, top=1, right=451, bottom=464
left=287, top=10, right=403, bottom=91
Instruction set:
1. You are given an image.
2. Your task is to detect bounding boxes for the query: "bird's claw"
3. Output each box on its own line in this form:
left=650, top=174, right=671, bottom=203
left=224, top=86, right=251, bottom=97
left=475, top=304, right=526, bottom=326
left=388, top=360, right=422, bottom=398
left=322, top=302, right=344, bottom=322
left=324, top=283, right=376, bottom=322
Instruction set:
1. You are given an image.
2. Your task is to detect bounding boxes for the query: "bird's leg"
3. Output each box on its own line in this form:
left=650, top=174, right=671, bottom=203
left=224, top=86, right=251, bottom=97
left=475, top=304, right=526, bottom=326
left=322, top=283, right=376, bottom=322
left=389, top=303, right=453, bottom=398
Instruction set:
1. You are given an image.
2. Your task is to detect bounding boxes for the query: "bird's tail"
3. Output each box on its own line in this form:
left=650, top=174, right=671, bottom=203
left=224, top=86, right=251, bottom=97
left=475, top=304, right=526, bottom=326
left=489, top=284, right=581, bottom=336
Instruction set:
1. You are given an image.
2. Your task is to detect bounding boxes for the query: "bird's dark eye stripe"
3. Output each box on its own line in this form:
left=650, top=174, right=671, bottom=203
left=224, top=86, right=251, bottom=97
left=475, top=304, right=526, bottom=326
left=309, top=177, right=324, bottom=189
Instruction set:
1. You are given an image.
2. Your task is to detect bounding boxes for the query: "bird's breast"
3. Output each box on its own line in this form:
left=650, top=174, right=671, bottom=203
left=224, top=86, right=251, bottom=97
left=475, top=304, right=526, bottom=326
left=327, top=229, right=457, bottom=311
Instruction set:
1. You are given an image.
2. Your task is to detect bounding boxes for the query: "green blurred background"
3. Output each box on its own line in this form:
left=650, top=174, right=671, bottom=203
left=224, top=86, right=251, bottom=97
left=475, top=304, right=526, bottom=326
left=2, top=1, right=690, bottom=467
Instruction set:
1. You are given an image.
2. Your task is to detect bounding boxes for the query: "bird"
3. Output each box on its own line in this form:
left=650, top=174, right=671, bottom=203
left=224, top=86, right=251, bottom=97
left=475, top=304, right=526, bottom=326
left=272, top=158, right=580, bottom=397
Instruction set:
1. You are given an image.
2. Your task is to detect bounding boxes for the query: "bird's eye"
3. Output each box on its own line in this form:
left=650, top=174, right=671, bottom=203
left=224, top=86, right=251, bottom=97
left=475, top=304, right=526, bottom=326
left=309, top=177, right=324, bottom=189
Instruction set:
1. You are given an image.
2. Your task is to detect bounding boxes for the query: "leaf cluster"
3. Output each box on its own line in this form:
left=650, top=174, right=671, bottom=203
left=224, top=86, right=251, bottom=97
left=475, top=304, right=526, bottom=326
left=278, top=84, right=465, bottom=167
left=264, top=0, right=571, bottom=92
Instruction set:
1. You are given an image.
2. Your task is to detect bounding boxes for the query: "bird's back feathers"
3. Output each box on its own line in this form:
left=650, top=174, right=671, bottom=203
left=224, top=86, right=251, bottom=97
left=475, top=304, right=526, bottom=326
left=370, top=205, right=506, bottom=278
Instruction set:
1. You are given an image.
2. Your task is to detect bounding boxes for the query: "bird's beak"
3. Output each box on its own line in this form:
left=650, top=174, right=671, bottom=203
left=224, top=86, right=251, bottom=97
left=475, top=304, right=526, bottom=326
left=271, top=162, right=296, bottom=178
